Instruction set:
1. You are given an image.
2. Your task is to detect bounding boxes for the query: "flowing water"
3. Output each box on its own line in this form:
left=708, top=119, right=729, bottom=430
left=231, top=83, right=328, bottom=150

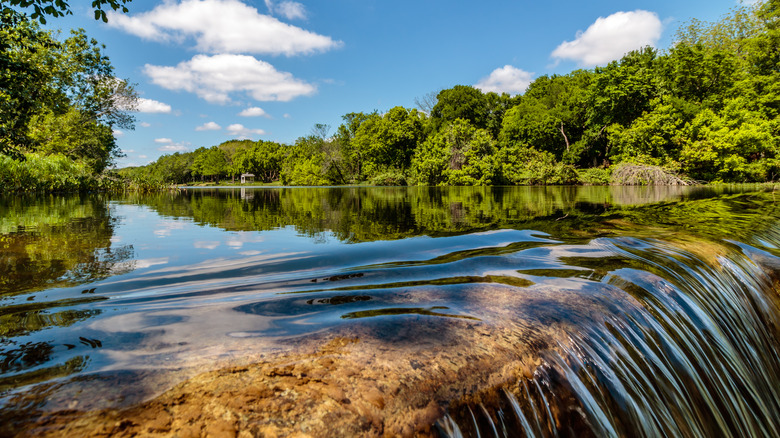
left=0, top=186, right=778, bottom=437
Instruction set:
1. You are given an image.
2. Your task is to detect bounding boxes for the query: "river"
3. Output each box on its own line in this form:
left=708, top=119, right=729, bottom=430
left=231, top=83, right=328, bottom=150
left=1, top=186, right=778, bottom=437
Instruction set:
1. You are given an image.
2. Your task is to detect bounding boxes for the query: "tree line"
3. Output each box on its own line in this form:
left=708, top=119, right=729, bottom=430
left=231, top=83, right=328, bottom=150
left=3, top=1, right=779, bottom=191
left=127, top=1, right=779, bottom=186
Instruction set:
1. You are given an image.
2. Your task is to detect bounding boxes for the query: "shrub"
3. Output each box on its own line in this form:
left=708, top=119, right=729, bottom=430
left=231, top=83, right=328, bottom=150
left=0, top=153, right=95, bottom=192
left=577, top=168, right=612, bottom=185
left=369, top=169, right=407, bottom=186
left=496, top=145, right=579, bottom=185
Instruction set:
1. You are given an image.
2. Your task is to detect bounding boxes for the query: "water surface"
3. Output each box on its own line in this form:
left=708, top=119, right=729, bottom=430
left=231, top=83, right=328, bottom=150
left=1, top=186, right=778, bottom=436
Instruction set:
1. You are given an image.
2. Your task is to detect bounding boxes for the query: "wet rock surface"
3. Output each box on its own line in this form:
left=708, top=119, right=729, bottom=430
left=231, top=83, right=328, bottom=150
left=0, top=283, right=626, bottom=437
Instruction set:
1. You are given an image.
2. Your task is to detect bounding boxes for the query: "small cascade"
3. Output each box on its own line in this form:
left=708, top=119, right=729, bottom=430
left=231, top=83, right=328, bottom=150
left=438, top=234, right=780, bottom=437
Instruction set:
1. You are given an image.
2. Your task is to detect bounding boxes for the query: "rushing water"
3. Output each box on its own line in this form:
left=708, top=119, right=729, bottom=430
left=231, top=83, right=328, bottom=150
left=0, top=186, right=778, bottom=436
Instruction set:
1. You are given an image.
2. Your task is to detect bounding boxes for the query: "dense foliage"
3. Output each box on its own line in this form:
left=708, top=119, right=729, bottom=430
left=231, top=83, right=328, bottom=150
left=0, top=7, right=135, bottom=191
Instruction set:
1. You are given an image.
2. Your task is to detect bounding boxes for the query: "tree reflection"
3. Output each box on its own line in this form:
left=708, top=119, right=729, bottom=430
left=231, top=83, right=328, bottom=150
left=0, top=194, right=134, bottom=297
left=122, top=185, right=778, bottom=246
left=0, top=195, right=131, bottom=391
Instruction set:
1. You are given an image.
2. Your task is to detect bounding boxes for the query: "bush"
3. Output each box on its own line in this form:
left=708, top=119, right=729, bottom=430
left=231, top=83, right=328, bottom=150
left=369, top=169, right=407, bottom=186
left=496, top=145, right=579, bottom=185
left=0, top=153, right=96, bottom=192
left=280, top=156, right=329, bottom=186
left=577, top=168, right=612, bottom=185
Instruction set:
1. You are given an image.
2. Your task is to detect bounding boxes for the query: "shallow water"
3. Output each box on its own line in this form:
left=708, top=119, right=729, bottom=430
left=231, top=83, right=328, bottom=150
left=1, top=186, right=778, bottom=436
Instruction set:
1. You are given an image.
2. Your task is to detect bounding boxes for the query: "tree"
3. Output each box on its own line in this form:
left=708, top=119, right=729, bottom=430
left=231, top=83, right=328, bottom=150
left=573, top=47, right=660, bottom=167
left=150, top=152, right=195, bottom=184
left=0, top=11, right=136, bottom=161
left=335, top=112, right=374, bottom=181
left=657, top=42, right=741, bottom=107
left=410, top=119, right=497, bottom=186
left=351, top=107, right=426, bottom=178
left=679, top=97, right=779, bottom=181
left=430, top=85, right=489, bottom=131
left=2, top=0, right=133, bottom=24
left=57, top=29, right=137, bottom=130
left=0, top=9, right=57, bottom=156
left=28, top=107, right=118, bottom=172
left=500, top=71, right=591, bottom=161
left=605, top=96, right=690, bottom=166
left=191, top=147, right=228, bottom=182
left=500, top=98, right=560, bottom=155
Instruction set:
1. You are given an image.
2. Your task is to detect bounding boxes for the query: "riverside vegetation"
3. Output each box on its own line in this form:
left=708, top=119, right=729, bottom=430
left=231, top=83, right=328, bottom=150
left=1, top=1, right=779, bottom=191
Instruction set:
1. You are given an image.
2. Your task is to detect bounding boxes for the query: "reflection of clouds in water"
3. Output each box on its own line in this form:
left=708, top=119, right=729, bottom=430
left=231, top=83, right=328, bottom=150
left=135, top=258, right=170, bottom=269
left=194, top=241, right=220, bottom=250
left=226, top=232, right=264, bottom=250
left=87, top=305, right=278, bottom=376
left=111, top=257, right=169, bottom=274
left=101, top=252, right=312, bottom=292
left=111, top=236, right=123, bottom=243
left=239, top=250, right=262, bottom=256
left=154, top=219, right=188, bottom=238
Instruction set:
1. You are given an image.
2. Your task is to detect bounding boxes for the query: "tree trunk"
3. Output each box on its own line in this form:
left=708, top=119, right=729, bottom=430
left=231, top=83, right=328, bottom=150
left=559, top=121, right=570, bottom=152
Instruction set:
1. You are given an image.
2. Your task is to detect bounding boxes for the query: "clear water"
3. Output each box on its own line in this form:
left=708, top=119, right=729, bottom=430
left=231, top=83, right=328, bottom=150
left=1, top=186, right=778, bottom=436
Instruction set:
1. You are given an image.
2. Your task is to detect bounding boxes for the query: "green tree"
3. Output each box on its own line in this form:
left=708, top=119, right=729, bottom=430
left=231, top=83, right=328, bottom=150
left=605, top=96, right=691, bottom=166
left=0, top=11, right=135, bottom=164
left=351, top=107, right=426, bottom=179
left=410, top=119, right=497, bottom=186
left=0, top=9, right=57, bottom=156
left=149, top=152, right=195, bottom=184
left=335, top=112, right=372, bottom=182
left=27, top=107, right=117, bottom=172
left=500, top=71, right=592, bottom=162
left=680, top=97, right=779, bottom=181
left=657, top=42, right=742, bottom=107
left=574, top=47, right=660, bottom=167
left=431, top=85, right=489, bottom=131
left=191, top=147, right=228, bottom=182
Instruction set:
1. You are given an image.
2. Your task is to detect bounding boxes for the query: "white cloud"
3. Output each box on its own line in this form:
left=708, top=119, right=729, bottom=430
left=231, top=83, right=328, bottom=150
left=113, top=129, right=124, bottom=137
left=144, top=54, right=317, bottom=103
left=283, top=113, right=291, bottom=119
left=275, top=1, right=307, bottom=20
left=159, top=145, right=190, bottom=152
left=226, top=123, right=266, bottom=139
left=196, top=121, right=222, bottom=131
left=136, top=97, right=172, bottom=113
left=238, top=107, right=270, bottom=117
left=139, top=122, right=151, bottom=128
left=551, top=10, right=662, bottom=67
left=155, top=138, right=191, bottom=152
left=107, top=0, right=338, bottom=56
left=475, top=65, right=533, bottom=95
left=139, top=155, right=148, bottom=159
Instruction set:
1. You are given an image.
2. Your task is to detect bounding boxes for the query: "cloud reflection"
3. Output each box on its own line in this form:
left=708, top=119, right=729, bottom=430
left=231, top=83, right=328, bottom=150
left=194, top=241, right=220, bottom=250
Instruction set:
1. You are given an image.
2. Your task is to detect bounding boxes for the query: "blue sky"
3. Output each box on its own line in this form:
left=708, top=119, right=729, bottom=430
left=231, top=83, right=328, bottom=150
left=42, top=0, right=752, bottom=167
